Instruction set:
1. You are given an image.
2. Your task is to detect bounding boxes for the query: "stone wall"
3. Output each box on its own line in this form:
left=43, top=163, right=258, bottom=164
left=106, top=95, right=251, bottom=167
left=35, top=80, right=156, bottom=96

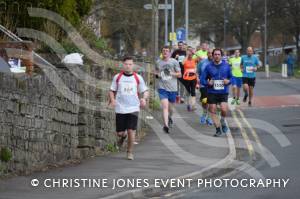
left=0, top=63, right=147, bottom=175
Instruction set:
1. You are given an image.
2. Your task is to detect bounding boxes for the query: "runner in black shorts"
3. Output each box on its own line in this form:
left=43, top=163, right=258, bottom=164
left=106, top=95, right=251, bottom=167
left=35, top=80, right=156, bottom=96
left=116, top=113, right=139, bottom=132
left=109, top=56, right=149, bottom=160
left=241, top=47, right=259, bottom=107
left=242, top=77, right=256, bottom=87
left=201, top=48, right=232, bottom=137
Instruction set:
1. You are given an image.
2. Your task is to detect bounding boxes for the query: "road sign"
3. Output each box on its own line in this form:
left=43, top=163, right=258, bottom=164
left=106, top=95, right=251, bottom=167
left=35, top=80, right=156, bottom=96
left=169, top=32, right=176, bottom=41
left=176, top=28, right=186, bottom=41
left=144, top=4, right=172, bottom=10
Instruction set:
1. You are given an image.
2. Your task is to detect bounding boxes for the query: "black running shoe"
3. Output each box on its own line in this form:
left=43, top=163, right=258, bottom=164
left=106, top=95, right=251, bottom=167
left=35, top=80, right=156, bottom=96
left=248, top=101, right=252, bottom=107
left=163, top=126, right=170, bottom=134
left=214, top=129, right=222, bottom=137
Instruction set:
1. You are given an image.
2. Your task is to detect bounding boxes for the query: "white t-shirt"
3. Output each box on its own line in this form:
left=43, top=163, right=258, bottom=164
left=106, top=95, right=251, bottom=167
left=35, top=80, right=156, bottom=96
left=110, top=73, right=148, bottom=114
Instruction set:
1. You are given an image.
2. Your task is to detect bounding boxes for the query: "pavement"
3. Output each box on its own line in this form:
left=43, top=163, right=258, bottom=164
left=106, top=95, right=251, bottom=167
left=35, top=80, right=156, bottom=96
left=164, top=72, right=300, bottom=198
left=0, top=99, right=235, bottom=199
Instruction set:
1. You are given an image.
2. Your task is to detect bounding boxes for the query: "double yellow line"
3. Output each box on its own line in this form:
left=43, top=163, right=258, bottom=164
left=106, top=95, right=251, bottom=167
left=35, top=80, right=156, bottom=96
left=231, top=108, right=263, bottom=160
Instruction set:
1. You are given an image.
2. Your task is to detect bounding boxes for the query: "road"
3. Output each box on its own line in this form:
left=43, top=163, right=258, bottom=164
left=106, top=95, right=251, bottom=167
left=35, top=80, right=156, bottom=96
left=163, top=75, right=300, bottom=199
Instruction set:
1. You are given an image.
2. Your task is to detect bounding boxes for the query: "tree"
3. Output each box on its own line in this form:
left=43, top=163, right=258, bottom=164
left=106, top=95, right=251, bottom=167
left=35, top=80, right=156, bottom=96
left=269, top=0, right=300, bottom=65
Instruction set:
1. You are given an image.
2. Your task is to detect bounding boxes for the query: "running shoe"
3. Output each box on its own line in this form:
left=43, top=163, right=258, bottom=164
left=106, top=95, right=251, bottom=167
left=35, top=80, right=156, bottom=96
left=187, top=105, right=191, bottom=112
left=222, top=124, right=229, bottom=133
left=163, top=126, right=170, bottom=134
left=127, top=152, right=134, bottom=160
left=248, top=101, right=252, bottom=107
left=180, top=98, right=185, bottom=104
left=236, top=99, right=241, bottom=105
left=214, top=129, right=222, bottom=137
left=231, top=99, right=236, bottom=105
left=206, top=117, right=213, bottom=126
left=200, top=115, right=206, bottom=124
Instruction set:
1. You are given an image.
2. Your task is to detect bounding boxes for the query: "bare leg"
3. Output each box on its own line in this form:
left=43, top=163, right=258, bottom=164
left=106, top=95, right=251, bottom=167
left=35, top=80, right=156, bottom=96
left=127, top=129, right=136, bottom=153
left=209, top=104, right=220, bottom=128
left=237, top=87, right=241, bottom=99
left=161, top=99, right=169, bottom=127
left=220, top=102, right=228, bottom=118
left=249, top=86, right=254, bottom=102
left=169, top=102, right=174, bottom=118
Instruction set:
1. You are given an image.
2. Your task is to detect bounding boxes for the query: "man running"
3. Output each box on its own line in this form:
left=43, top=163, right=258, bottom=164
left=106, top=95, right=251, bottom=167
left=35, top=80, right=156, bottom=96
left=171, top=41, right=186, bottom=103
left=201, top=48, right=232, bottom=137
left=197, top=49, right=213, bottom=125
left=156, top=46, right=182, bottom=133
left=193, top=43, right=209, bottom=62
left=109, top=56, right=149, bottom=160
left=241, top=46, right=259, bottom=107
left=229, top=50, right=242, bottom=105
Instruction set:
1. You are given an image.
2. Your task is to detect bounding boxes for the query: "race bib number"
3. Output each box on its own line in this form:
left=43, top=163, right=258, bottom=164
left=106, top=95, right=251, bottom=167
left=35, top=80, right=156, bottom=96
left=246, top=66, right=254, bottom=73
left=120, top=82, right=136, bottom=96
left=214, top=80, right=224, bottom=90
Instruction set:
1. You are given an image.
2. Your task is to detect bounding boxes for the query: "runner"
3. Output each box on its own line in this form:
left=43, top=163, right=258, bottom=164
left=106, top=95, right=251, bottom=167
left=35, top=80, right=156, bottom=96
left=201, top=48, right=232, bottom=137
left=156, top=46, right=182, bottom=133
left=197, top=49, right=213, bottom=125
left=109, top=56, right=149, bottom=160
left=193, top=42, right=209, bottom=62
left=171, top=41, right=186, bottom=103
left=182, top=46, right=198, bottom=111
left=241, top=46, right=259, bottom=107
left=229, top=49, right=242, bottom=105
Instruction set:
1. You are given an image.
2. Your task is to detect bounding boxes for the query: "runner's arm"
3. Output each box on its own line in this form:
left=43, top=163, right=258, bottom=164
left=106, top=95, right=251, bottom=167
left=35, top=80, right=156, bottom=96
left=172, top=60, right=182, bottom=78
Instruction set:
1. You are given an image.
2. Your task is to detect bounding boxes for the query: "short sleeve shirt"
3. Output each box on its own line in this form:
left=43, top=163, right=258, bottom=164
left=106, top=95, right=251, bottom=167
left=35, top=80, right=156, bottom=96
left=110, top=73, right=148, bottom=114
left=229, top=57, right=242, bottom=77
left=156, top=58, right=181, bottom=92
left=241, top=55, right=259, bottom=78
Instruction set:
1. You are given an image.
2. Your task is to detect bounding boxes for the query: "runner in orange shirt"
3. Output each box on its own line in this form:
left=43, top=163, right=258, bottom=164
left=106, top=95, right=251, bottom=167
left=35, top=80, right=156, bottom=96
left=182, top=46, right=198, bottom=111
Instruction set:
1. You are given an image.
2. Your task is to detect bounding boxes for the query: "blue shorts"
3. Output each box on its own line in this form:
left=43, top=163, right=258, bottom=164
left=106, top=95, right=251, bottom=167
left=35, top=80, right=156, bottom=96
left=158, top=89, right=177, bottom=103
left=231, top=77, right=242, bottom=88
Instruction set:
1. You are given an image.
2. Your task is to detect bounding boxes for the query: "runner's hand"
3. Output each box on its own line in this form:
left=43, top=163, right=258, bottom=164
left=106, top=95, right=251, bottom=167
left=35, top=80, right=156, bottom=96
left=109, top=99, right=116, bottom=108
left=140, top=98, right=147, bottom=108
left=223, top=79, right=230, bottom=85
left=208, top=79, right=214, bottom=86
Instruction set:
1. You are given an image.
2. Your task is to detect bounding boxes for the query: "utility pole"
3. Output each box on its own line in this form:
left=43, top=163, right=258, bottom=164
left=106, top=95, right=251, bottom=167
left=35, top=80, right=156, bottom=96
left=171, top=0, right=175, bottom=46
left=264, top=0, right=269, bottom=78
left=151, top=0, right=159, bottom=62
left=164, top=0, right=169, bottom=46
left=185, top=0, right=189, bottom=44
left=223, top=1, right=227, bottom=50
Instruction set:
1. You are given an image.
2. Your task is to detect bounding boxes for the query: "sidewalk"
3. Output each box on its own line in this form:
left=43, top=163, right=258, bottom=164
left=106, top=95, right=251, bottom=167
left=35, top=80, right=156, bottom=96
left=0, top=103, right=234, bottom=199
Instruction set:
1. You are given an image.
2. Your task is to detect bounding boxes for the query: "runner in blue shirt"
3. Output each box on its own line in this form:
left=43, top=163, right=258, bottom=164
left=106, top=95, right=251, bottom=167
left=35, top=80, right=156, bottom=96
left=197, top=49, right=213, bottom=126
left=201, top=48, right=232, bottom=137
left=241, top=47, right=259, bottom=107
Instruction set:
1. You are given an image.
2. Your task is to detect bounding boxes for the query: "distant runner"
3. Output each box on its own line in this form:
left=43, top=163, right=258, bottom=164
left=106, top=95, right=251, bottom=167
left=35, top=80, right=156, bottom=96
left=197, top=49, right=213, bottom=125
left=241, top=47, right=259, bottom=107
left=201, top=48, right=232, bottom=137
left=109, top=56, right=149, bottom=160
left=171, top=41, right=186, bottom=103
left=182, top=46, right=198, bottom=111
left=229, top=50, right=242, bottom=105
